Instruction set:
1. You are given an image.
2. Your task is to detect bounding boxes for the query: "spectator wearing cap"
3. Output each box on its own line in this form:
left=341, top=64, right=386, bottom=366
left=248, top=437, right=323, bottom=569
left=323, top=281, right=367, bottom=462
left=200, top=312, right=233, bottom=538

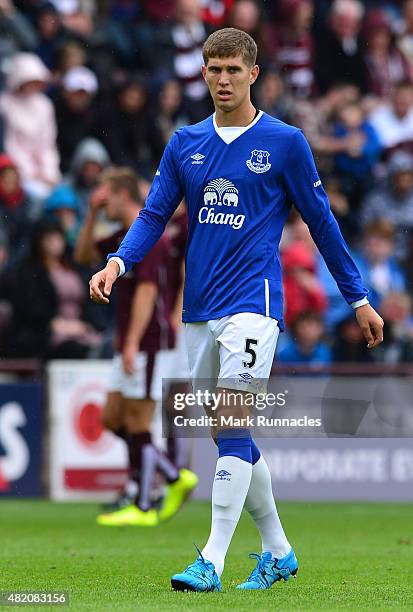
left=44, top=183, right=79, bottom=248
left=361, top=150, right=413, bottom=258
left=62, top=137, right=110, bottom=223
left=353, top=220, right=406, bottom=311
left=0, top=153, right=35, bottom=268
left=55, top=65, right=99, bottom=171
left=368, top=81, right=413, bottom=156
left=0, top=52, right=60, bottom=199
left=363, top=9, right=411, bottom=99
left=315, top=0, right=367, bottom=94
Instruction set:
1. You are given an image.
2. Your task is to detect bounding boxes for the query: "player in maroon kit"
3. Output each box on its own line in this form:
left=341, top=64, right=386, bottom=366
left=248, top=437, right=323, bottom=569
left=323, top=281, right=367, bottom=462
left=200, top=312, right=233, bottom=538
left=163, top=203, right=191, bottom=469
left=74, top=167, right=197, bottom=526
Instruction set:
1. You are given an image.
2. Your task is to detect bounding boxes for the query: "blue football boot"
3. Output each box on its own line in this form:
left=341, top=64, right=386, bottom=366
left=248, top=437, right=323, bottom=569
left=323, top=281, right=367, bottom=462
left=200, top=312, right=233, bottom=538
left=237, top=548, right=298, bottom=590
left=171, top=546, right=222, bottom=592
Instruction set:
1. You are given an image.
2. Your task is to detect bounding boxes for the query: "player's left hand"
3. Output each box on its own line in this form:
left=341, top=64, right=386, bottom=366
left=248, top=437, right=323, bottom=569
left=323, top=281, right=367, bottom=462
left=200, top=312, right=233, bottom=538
left=355, top=303, right=384, bottom=349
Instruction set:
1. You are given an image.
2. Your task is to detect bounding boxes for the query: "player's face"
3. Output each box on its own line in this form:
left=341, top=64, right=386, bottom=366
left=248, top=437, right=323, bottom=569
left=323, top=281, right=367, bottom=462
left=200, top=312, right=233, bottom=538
left=202, top=55, right=259, bottom=112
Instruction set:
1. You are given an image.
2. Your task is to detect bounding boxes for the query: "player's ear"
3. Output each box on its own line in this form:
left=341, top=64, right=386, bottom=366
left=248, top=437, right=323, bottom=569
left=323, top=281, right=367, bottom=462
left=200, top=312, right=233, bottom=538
left=201, top=65, right=207, bottom=80
left=250, top=64, right=259, bottom=85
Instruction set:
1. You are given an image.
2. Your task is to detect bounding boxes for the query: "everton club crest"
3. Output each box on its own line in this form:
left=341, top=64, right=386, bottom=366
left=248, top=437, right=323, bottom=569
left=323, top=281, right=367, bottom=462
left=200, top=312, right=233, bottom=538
left=246, top=149, right=271, bottom=174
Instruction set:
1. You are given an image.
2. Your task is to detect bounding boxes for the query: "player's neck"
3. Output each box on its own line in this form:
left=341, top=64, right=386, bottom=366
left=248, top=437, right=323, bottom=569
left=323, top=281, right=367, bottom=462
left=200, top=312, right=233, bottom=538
left=214, top=101, right=257, bottom=128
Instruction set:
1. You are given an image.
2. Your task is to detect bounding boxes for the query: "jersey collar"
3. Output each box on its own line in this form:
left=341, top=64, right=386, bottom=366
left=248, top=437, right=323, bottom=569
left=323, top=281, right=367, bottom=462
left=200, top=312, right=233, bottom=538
left=213, top=110, right=264, bottom=145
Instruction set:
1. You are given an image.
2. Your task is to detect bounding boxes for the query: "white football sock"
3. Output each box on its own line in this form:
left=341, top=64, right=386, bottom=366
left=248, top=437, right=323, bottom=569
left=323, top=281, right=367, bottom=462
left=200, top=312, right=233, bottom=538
left=202, top=455, right=253, bottom=576
left=245, top=455, right=291, bottom=558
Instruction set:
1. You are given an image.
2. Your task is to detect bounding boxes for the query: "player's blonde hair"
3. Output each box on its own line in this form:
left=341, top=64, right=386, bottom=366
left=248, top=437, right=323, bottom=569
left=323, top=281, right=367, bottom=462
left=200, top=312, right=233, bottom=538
left=203, top=28, right=257, bottom=68
left=100, top=167, right=141, bottom=201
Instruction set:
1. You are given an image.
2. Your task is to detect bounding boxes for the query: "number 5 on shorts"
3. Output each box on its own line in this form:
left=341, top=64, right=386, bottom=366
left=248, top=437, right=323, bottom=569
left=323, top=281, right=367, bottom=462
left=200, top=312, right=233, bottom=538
left=243, top=338, right=258, bottom=368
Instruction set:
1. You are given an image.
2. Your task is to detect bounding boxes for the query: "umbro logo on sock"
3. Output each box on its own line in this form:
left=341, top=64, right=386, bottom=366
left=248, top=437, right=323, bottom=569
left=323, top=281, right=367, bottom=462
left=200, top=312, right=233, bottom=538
left=215, top=469, right=231, bottom=481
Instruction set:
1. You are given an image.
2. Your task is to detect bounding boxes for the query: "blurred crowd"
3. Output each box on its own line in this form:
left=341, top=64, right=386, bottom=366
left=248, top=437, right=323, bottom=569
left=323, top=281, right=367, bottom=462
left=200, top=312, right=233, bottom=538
left=1, top=0, right=413, bottom=367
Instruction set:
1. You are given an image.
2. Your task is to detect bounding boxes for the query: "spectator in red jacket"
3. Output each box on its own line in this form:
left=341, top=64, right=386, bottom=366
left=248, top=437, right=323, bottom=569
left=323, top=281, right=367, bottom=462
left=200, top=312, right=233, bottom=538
left=0, top=153, right=36, bottom=269
left=282, top=241, right=328, bottom=328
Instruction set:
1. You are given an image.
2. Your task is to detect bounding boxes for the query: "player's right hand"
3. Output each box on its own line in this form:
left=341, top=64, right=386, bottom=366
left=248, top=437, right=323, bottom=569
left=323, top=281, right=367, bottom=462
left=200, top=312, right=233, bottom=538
left=89, top=262, right=119, bottom=304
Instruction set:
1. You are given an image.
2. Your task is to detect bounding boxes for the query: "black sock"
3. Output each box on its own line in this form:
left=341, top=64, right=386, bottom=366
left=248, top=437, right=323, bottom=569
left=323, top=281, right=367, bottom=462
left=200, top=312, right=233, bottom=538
left=128, top=432, right=152, bottom=483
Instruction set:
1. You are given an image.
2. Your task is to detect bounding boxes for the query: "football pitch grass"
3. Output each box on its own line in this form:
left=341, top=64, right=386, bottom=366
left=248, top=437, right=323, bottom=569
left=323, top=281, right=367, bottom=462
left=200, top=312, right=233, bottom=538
left=0, top=500, right=412, bottom=611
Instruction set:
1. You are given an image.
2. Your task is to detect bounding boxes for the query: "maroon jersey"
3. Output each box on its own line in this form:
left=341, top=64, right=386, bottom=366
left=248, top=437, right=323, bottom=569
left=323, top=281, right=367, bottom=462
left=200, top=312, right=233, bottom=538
left=97, top=230, right=174, bottom=353
left=267, top=26, right=315, bottom=99
left=164, top=210, right=188, bottom=316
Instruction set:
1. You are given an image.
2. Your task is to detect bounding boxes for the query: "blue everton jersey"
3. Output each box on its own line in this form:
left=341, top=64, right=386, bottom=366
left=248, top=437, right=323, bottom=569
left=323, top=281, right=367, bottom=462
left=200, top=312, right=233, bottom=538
left=108, top=111, right=367, bottom=329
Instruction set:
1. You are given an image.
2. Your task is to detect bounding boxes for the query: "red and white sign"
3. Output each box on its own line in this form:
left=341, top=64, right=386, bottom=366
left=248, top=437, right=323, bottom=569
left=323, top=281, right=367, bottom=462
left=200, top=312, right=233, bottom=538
left=48, top=361, right=128, bottom=500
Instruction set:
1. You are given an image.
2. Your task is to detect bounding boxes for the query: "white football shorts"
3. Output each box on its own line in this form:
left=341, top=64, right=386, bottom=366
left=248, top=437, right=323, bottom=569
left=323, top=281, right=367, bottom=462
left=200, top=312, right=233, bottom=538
left=185, top=312, right=279, bottom=395
left=108, top=352, right=164, bottom=401
left=163, top=325, right=190, bottom=380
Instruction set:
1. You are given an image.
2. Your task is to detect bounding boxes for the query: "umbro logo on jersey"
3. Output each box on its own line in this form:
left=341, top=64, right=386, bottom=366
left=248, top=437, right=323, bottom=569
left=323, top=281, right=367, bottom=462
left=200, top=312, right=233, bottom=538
left=246, top=149, right=271, bottom=174
left=313, top=179, right=322, bottom=188
left=191, top=152, right=205, bottom=164
left=215, top=469, right=231, bottom=481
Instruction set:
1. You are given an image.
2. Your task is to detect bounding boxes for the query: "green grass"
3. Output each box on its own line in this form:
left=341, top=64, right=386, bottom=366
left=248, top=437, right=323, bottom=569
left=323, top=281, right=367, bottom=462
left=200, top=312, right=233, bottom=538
left=0, top=500, right=412, bottom=610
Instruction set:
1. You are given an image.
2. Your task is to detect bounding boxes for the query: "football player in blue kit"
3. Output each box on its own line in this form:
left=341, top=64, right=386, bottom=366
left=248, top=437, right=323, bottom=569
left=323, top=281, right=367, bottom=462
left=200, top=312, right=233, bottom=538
left=90, top=28, right=384, bottom=592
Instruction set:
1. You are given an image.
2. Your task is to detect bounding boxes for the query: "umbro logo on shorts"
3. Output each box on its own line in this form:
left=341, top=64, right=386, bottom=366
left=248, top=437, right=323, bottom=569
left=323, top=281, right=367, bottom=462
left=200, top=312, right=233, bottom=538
left=215, top=469, right=231, bottom=481
left=238, top=372, right=254, bottom=383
